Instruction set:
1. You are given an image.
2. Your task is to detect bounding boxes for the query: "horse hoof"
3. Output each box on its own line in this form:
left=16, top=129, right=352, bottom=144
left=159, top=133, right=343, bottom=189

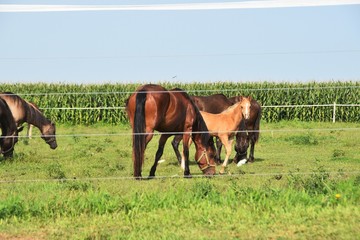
left=184, top=174, right=192, bottom=178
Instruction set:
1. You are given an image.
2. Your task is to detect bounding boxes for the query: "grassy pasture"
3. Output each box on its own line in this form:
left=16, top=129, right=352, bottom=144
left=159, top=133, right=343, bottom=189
left=0, top=121, right=360, bottom=239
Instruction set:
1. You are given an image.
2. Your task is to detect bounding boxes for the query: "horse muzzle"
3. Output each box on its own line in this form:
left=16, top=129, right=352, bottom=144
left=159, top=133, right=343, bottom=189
left=46, top=139, right=58, bottom=149
left=49, top=142, right=58, bottom=149
left=202, top=166, right=216, bottom=176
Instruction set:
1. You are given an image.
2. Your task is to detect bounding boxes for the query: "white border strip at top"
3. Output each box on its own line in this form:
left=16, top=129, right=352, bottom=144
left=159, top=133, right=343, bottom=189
left=1, top=0, right=360, bottom=13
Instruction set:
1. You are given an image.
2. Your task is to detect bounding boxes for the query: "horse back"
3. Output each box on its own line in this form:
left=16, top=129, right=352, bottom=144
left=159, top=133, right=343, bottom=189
left=0, top=92, right=26, bottom=125
left=126, top=84, right=171, bottom=131
left=191, top=94, right=232, bottom=114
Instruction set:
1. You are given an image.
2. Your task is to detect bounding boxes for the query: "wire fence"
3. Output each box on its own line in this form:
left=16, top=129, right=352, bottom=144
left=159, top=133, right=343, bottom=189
left=0, top=170, right=359, bottom=184
left=34, top=103, right=360, bottom=124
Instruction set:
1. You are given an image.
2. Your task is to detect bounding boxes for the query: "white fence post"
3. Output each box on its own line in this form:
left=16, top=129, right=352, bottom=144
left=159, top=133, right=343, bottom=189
left=333, top=102, right=336, bottom=123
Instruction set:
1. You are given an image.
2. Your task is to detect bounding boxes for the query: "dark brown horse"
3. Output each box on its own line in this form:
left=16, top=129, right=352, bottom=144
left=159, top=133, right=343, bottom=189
left=228, top=96, right=262, bottom=163
left=0, top=98, right=24, bottom=158
left=125, top=84, right=217, bottom=178
left=0, top=92, right=57, bottom=149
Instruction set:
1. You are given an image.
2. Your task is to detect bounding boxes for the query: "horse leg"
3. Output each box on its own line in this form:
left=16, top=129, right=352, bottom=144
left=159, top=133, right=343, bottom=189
left=149, top=134, right=169, bottom=178
left=27, top=123, right=33, bottom=139
left=215, top=137, right=223, bottom=164
left=248, top=134, right=256, bottom=163
left=171, top=134, right=183, bottom=165
left=182, top=133, right=192, bottom=177
left=219, top=138, right=233, bottom=174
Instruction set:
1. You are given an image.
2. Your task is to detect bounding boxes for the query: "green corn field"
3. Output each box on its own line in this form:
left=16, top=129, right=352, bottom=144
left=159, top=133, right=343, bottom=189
left=2, top=81, right=359, bottom=125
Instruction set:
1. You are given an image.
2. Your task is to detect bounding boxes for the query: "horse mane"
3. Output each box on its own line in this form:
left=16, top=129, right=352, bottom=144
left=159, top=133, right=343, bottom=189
left=221, top=101, right=241, bottom=113
left=172, top=88, right=211, bottom=144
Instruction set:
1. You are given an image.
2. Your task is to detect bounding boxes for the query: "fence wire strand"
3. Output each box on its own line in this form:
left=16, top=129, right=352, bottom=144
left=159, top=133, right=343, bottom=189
left=1, top=171, right=359, bottom=184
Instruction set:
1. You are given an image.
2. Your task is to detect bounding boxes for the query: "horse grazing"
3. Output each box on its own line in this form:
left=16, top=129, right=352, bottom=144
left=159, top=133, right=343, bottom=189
left=228, top=96, right=261, bottom=163
left=172, top=94, right=235, bottom=164
left=0, top=92, right=57, bottom=150
left=199, top=96, right=251, bottom=174
left=125, top=84, right=217, bottom=178
left=0, top=98, right=24, bottom=158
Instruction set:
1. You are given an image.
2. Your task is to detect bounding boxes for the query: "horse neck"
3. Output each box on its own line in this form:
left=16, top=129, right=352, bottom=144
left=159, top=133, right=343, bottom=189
left=224, top=102, right=243, bottom=125
left=25, top=104, right=50, bottom=132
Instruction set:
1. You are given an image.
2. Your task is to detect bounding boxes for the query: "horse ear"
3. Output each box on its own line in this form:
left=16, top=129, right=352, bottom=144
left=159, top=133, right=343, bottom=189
left=18, top=126, right=24, bottom=133
left=248, top=96, right=253, bottom=101
left=238, top=96, right=243, bottom=102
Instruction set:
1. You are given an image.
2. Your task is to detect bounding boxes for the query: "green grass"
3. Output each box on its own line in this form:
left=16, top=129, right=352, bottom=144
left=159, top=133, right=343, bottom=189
left=0, top=121, right=360, bottom=239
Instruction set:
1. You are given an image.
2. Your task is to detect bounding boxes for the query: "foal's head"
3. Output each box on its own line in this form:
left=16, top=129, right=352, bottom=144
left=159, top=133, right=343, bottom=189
left=239, top=96, right=252, bottom=120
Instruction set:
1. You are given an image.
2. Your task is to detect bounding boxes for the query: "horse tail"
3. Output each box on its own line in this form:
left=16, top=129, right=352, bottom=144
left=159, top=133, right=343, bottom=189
left=253, top=101, right=262, bottom=143
left=133, top=90, right=147, bottom=178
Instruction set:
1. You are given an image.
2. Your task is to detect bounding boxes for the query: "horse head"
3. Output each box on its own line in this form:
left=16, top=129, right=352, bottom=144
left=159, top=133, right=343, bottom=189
left=194, top=136, right=217, bottom=176
left=41, top=121, right=57, bottom=149
left=233, top=133, right=249, bottom=164
left=1, top=126, right=24, bottom=158
left=239, top=96, right=252, bottom=120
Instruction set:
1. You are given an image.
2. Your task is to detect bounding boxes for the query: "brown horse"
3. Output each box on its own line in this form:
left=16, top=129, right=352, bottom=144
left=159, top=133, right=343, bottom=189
left=0, top=98, right=24, bottom=158
left=228, top=96, right=262, bottom=163
left=125, top=84, right=217, bottom=178
left=198, top=97, right=251, bottom=174
left=0, top=92, right=57, bottom=149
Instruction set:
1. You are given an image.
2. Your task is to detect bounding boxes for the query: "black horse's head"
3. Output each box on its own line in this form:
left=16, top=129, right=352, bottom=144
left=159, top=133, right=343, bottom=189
left=233, top=131, right=249, bottom=164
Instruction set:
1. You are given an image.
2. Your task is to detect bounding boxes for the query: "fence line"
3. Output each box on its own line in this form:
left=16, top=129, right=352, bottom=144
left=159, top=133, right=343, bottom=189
left=2, top=127, right=359, bottom=139
left=1, top=170, right=359, bottom=184
left=3, top=84, right=360, bottom=97
left=38, top=103, right=360, bottom=110
left=1, top=50, right=359, bottom=61
left=2, top=0, right=360, bottom=13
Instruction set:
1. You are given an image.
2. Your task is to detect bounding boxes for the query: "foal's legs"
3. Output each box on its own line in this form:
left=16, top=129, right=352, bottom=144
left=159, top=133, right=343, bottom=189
left=219, top=137, right=233, bottom=174
left=215, top=137, right=223, bottom=164
left=149, top=134, right=170, bottom=177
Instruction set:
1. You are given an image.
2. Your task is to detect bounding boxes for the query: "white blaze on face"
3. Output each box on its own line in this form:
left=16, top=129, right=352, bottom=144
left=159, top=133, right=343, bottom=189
left=243, top=100, right=251, bottom=120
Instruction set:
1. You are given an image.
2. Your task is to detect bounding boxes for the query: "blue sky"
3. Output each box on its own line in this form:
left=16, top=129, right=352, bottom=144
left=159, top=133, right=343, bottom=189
left=1, top=1, right=360, bottom=84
